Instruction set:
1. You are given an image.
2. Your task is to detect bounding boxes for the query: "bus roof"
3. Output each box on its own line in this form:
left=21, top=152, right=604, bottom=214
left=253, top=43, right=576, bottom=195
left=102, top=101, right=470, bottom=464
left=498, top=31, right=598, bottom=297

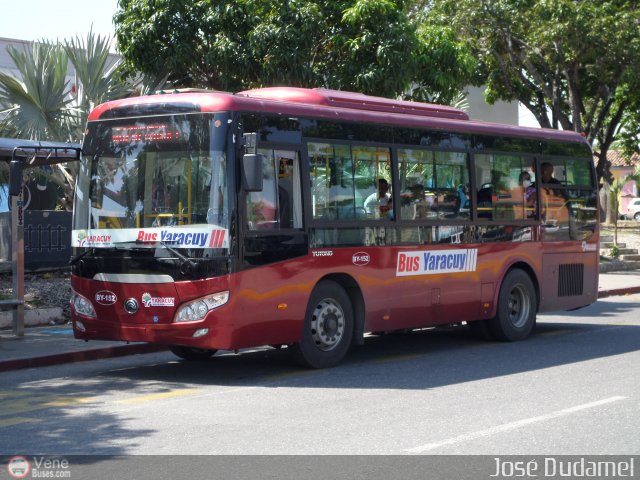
left=87, top=87, right=588, bottom=146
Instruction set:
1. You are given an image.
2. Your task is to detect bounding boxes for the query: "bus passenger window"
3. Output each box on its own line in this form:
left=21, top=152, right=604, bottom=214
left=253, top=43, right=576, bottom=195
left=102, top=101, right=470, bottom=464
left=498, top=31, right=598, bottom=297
left=308, top=142, right=390, bottom=221
left=475, top=154, right=533, bottom=221
left=397, top=149, right=469, bottom=221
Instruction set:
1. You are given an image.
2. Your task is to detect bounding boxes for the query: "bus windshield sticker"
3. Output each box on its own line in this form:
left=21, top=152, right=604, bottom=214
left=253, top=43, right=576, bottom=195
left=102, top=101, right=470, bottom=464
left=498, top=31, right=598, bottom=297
left=142, top=293, right=175, bottom=308
left=72, top=227, right=229, bottom=249
left=396, top=249, right=478, bottom=276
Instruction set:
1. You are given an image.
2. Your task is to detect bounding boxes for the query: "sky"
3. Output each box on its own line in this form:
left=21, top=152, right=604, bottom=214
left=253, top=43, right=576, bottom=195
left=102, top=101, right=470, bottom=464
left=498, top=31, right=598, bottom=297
left=2, top=0, right=119, bottom=48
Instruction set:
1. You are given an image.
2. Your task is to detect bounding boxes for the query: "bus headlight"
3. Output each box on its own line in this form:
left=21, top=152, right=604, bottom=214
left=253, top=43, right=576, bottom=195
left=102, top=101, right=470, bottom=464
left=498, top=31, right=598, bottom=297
left=174, top=291, right=229, bottom=323
left=71, top=291, right=97, bottom=318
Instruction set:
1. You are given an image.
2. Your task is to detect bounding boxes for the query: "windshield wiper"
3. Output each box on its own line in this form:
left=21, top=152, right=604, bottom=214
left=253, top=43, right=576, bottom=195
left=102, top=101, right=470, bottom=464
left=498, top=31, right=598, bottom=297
left=69, top=247, right=95, bottom=266
left=159, top=241, right=199, bottom=275
left=127, top=240, right=200, bottom=276
left=70, top=240, right=200, bottom=277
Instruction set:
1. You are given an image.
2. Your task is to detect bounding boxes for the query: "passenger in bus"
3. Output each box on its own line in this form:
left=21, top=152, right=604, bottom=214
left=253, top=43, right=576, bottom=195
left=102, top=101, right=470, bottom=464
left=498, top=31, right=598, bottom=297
left=541, top=162, right=561, bottom=185
left=364, top=178, right=391, bottom=218
left=457, top=184, right=469, bottom=214
left=529, top=163, right=567, bottom=226
left=400, top=182, right=423, bottom=220
left=515, top=171, right=535, bottom=219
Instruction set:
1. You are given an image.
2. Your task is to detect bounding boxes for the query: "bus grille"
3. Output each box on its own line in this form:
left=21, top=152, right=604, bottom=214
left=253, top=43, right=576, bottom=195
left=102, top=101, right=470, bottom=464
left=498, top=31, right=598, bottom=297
left=558, top=263, right=584, bottom=297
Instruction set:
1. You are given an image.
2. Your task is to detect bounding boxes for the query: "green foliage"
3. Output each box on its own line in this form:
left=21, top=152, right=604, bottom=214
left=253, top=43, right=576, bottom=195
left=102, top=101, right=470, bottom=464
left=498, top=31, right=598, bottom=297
left=64, top=30, right=132, bottom=139
left=114, top=0, right=475, bottom=101
left=0, top=42, right=73, bottom=141
left=0, top=31, right=135, bottom=205
left=428, top=0, right=640, bottom=168
left=0, top=31, right=134, bottom=143
left=609, top=244, right=620, bottom=259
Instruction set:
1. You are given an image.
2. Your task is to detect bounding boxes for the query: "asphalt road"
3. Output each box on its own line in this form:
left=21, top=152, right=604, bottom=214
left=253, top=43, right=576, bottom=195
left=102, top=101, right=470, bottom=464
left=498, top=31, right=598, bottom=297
left=1, top=295, right=639, bottom=459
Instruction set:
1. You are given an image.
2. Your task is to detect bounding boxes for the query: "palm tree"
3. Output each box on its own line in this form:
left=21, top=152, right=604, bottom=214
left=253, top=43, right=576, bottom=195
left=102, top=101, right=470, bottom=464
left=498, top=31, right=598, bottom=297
left=0, top=31, right=134, bottom=207
left=0, top=42, right=73, bottom=141
left=64, top=30, right=132, bottom=140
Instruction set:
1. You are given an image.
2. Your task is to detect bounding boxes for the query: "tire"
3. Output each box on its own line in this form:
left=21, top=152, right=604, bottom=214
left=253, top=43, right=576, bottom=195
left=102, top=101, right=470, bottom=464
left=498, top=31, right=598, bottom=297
left=488, top=269, right=536, bottom=341
left=170, top=346, right=217, bottom=361
left=290, top=280, right=354, bottom=369
left=634, top=212, right=640, bottom=221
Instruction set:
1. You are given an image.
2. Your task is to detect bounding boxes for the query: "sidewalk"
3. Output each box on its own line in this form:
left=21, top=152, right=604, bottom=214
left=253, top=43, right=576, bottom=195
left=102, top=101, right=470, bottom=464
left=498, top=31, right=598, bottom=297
left=0, top=326, right=167, bottom=373
left=1, top=272, right=640, bottom=373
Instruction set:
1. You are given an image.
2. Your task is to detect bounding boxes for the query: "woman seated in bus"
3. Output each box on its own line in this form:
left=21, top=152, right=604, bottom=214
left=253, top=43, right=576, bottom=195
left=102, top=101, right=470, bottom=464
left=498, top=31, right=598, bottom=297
left=516, top=171, right=536, bottom=219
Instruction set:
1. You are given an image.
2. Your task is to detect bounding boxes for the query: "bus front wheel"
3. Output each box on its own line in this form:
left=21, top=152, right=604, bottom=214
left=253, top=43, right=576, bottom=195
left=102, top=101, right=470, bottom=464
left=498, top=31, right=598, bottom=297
left=170, top=346, right=217, bottom=361
left=290, top=280, right=354, bottom=369
left=489, top=269, right=536, bottom=341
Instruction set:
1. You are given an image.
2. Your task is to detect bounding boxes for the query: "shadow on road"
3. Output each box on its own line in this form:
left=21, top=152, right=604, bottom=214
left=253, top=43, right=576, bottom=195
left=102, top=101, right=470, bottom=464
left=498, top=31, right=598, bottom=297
left=1, top=298, right=637, bottom=455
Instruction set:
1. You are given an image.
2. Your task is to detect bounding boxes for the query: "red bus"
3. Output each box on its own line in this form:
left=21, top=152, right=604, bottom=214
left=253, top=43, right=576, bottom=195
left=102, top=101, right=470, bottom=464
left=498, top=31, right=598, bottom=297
left=70, top=87, right=599, bottom=368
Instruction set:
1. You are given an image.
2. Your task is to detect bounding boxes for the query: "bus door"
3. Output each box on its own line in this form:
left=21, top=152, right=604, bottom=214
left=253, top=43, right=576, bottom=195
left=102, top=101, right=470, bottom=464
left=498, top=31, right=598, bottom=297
left=242, top=148, right=307, bottom=266
left=537, top=158, right=599, bottom=311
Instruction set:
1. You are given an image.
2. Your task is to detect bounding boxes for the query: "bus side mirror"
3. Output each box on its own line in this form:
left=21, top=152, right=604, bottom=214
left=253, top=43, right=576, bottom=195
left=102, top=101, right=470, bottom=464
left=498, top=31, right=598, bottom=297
left=242, top=154, right=264, bottom=192
left=8, top=160, right=24, bottom=196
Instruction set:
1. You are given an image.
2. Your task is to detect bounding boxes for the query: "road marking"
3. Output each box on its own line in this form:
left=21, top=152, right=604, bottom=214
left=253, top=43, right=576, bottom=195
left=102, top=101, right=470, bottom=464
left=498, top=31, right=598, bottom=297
left=406, top=396, right=627, bottom=454
left=0, top=396, right=97, bottom=416
left=0, top=417, right=38, bottom=428
left=113, top=388, right=199, bottom=405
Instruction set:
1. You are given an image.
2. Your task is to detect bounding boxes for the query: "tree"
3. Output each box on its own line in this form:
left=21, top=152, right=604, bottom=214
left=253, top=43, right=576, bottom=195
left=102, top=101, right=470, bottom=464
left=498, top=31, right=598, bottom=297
left=427, top=0, right=640, bottom=222
left=114, top=0, right=475, bottom=102
left=0, top=42, right=73, bottom=141
left=0, top=32, right=134, bottom=206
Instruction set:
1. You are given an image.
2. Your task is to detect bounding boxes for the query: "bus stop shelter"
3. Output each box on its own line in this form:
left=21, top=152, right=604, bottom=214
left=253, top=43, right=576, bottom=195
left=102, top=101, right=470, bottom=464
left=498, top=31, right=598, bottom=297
left=0, top=138, right=80, bottom=337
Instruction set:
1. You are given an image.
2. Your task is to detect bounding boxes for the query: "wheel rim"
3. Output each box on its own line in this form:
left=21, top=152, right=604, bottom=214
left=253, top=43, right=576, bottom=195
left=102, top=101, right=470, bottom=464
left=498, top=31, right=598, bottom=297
left=507, top=283, right=531, bottom=328
left=310, top=297, right=345, bottom=351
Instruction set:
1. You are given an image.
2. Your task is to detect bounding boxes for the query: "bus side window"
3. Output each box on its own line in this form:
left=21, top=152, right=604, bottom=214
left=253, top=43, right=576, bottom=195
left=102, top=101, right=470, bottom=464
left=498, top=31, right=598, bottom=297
left=475, top=154, right=532, bottom=221
left=247, top=149, right=302, bottom=230
left=246, top=151, right=278, bottom=230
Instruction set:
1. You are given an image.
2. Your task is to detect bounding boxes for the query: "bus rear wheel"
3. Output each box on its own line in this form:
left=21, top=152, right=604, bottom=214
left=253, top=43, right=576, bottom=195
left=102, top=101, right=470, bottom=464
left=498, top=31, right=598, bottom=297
left=489, top=269, right=536, bottom=341
left=290, top=280, right=354, bottom=369
left=170, top=346, right=217, bottom=361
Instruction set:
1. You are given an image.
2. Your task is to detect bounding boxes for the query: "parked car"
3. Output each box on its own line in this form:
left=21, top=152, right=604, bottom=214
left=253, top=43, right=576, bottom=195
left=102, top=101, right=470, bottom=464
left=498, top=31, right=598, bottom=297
left=621, top=197, right=640, bottom=220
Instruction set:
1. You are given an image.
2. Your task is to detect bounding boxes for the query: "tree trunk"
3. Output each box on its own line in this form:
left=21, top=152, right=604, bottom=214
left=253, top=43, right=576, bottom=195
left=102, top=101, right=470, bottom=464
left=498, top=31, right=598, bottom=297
left=595, top=149, right=614, bottom=224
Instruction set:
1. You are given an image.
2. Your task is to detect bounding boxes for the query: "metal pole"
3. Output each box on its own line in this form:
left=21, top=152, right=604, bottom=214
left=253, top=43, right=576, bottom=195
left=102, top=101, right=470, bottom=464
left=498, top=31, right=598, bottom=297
left=11, top=189, right=25, bottom=337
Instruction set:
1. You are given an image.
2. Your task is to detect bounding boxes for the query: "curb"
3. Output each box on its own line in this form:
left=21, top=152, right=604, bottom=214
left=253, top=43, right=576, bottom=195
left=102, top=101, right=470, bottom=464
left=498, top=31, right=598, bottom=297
left=0, top=343, right=168, bottom=373
left=598, top=286, right=640, bottom=299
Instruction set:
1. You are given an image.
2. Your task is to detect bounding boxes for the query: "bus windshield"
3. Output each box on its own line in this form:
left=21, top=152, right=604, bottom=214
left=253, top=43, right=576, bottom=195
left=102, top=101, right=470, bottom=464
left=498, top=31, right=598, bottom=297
left=73, top=113, right=230, bottom=250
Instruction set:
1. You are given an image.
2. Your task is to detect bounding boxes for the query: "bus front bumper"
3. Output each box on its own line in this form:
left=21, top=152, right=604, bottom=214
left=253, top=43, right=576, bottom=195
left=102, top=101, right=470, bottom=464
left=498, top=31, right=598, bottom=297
left=71, top=316, right=231, bottom=349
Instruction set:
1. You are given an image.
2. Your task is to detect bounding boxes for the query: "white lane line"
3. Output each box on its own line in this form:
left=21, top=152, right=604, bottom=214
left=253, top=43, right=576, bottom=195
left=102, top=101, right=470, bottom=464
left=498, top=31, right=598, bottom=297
left=406, top=396, right=627, bottom=454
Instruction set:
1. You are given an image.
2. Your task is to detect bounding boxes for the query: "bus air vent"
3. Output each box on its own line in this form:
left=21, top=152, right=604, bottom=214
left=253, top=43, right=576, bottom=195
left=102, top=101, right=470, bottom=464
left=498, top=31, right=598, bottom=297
left=236, top=87, right=470, bottom=121
left=558, top=263, right=584, bottom=297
